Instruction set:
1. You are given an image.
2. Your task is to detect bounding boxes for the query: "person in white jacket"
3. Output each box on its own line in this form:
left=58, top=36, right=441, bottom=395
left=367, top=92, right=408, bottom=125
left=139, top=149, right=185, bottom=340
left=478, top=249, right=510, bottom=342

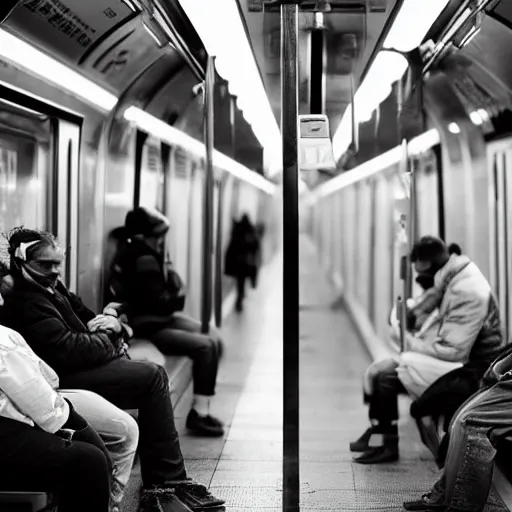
left=0, top=271, right=139, bottom=512
left=349, top=237, right=504, bottom=465
left=0, top=309, right=110, bottom=510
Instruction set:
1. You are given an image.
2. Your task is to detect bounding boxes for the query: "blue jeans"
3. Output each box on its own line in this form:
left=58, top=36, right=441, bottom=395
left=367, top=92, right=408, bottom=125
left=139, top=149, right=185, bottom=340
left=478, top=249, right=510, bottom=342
left=428, top=376, right=512, bottom=511
left=61, top=389, right=139, bottom=512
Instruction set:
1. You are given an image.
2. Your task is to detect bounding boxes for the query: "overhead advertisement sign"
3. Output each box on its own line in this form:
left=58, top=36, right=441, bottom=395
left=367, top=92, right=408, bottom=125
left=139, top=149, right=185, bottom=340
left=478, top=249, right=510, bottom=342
left=6, top=0, right=134, bottom=63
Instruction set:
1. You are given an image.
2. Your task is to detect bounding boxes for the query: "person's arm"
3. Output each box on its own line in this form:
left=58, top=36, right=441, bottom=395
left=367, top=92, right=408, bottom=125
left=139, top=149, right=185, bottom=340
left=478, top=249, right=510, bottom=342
left=405, top=294, right=488, bottom=362
left=0, top=333, right=69, bottom=433
left=22, top=301, right=118, bottom=372
left=58, top=284, right=96, bottom=325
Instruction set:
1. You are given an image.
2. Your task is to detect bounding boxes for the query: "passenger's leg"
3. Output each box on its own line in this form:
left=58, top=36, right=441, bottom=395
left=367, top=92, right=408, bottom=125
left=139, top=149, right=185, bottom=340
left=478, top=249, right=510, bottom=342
left=405, top=380, right=512, bottom=512
left=443, top=381, right=512, bottom=512
left=168, top=311, right=224, bottom=360
left=235, top=274, right=246, bottom=311
left=61, top=389, right=139, bottom=511
left=0, top=416, right=110, bottom=512
left=59, top=358, right=225, bottom=510
left=352, top=367, right=405, bottom=464
left=150, top=323, right=224, bottom=437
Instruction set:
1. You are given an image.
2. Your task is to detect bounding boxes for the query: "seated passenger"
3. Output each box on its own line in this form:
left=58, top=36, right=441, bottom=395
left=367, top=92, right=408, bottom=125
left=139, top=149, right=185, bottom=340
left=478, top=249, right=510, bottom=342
left=113, top=207, right=224, bottom=437
left=0, top=287, right=111, bottom=512
left=404, top=344, right=512, bottom=512
left=0, top=268, right=138, bottom=512
left=1, top=227, right=226, bottom=512
left=350, top=237, right=504, bottom=464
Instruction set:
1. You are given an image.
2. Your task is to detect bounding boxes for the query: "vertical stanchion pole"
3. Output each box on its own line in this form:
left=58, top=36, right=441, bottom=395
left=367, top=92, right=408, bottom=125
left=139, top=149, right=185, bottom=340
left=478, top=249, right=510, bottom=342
left=214, top=175, right=226, bottom=328
left=281, top=3, right=300, bottom=512
left=201, top=56, right=215, bottom=334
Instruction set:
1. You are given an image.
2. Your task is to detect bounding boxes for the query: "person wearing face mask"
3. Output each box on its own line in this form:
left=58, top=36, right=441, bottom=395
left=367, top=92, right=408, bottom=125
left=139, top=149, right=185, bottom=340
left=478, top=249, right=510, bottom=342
left=350, top=237, right=504, bottom=465
left=0, top=227, right=225, bottom=512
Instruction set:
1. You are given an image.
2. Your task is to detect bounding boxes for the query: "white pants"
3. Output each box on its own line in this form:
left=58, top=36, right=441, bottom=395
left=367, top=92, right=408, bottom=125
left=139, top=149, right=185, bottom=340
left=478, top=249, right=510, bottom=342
left=396, top=352, right=463, bottom=399
left=363, top=353, right=462, bottom=400
left=60, top=389, right=139, bottom=512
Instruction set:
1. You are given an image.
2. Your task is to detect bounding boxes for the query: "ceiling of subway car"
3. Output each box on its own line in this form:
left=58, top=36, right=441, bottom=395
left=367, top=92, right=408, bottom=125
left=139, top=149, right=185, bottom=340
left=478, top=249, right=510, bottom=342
left=0, top=0, right=265, bottom=168
left=238, top=0, right=397, bottom=138
left=435, top=0, right=512, bottom=118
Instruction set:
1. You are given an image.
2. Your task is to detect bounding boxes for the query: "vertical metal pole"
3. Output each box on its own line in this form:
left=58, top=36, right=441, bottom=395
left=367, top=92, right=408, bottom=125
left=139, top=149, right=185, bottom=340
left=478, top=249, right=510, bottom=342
left=201, top=56, right=215, bottom=334
left=281, top=4, right=300, bottom=512
left=214, top=175, right=226, bottom=328
left=350, top=73, right=358, bottom=153
left=310, top=26, right=325, bottom=115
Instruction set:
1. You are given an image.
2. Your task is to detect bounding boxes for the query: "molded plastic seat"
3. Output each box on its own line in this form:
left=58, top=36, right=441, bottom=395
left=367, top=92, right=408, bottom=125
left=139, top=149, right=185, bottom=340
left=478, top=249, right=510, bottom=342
left=0, top=491, right=50, bottom=511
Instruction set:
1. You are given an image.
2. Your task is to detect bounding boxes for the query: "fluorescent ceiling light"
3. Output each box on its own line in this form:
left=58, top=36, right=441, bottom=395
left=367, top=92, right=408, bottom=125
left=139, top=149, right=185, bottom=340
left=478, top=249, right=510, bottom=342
left=477, top=108, right=489, bottom=122
left=469, top=111, right=483, bottom=125
left=448, top=122, right=460, bottom=134
left=125, top=107, right=276, bottom=195
left=384, top=0, right=451, bottom=53
left=177, top=0, right=282, bottom=176
left=332, top=51, right=408, bottom=161
left=0, top=28, right=118, bottom=112
left=311, top=128, right=440, bottom=201
left=408, top=129, right=440, bottom=155
left=0, top=28, right=274, bottom=194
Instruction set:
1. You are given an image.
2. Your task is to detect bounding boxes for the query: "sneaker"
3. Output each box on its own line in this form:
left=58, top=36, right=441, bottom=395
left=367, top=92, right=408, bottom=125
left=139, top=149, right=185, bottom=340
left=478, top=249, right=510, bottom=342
left=186, top=410, right=224, bottom=437
left=139, top=487, right=188, bottom=512
left=167, top=480, right=226, bottom=510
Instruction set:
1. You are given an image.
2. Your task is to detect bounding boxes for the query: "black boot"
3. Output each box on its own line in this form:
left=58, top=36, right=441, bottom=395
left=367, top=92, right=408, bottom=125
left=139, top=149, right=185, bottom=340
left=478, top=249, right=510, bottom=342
left=350, top=426, right=378, bottom=452
left=353, top=433, right=399, bottom=464
left=349, top=422, right=397, bottom=452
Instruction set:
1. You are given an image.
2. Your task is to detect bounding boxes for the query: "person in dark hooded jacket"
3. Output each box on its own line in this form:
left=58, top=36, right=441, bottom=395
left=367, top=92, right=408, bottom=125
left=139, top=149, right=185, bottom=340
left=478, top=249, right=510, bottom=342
left=113, top=207, right=225, bottom=438
left=225, top=214, right=261, bottom=312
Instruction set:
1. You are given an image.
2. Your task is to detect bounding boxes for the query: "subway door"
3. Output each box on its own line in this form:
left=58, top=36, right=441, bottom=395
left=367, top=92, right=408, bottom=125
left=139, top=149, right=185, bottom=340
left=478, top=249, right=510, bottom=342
left=53, top=119, right=80, bottom=293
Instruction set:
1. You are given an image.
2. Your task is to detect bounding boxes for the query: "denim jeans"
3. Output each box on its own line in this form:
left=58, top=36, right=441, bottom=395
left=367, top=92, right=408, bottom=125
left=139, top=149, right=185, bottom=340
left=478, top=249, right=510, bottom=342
left=59, top=357, right=187, bottom=488
left=428, top=376, right=512, bottom=511
left=146, top=313, right=221, bottom=396
left=61, top=389, right=139, bottom=511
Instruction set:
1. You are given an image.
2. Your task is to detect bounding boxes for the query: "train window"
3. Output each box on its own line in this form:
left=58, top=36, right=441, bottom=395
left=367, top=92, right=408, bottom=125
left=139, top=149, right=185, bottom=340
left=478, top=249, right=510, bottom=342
left=139, top=138, right=164, bottom=212
left=0, top=101, right=52, bottom=235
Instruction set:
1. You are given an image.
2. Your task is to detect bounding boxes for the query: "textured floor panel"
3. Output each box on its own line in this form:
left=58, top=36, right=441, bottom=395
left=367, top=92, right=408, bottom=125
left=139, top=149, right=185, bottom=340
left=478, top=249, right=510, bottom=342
left=209, top=486, right=282, bottom=508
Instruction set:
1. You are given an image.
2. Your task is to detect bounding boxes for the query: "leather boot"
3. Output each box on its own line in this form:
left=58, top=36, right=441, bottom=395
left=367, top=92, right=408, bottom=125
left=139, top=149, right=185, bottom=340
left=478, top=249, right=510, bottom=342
left=353, top=433, right=399, bottom=464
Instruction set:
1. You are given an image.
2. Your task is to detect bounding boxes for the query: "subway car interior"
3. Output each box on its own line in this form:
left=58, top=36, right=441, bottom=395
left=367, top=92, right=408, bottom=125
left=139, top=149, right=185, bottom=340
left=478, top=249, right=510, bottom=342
left=1, top=0, right=512, bottom=511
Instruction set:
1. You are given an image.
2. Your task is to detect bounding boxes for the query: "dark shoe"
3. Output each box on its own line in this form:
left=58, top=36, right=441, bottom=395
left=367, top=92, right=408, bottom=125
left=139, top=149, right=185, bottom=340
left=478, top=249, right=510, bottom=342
left=350, top=425, right=397, bottom=452
left=350, top=426, right=377, bottom=452
left=186, top=410, right=224, bottom=437
left=353, top=439, right=399, bottom=464
left=403, top=493, right=445, bottom=511
left=168, top=480, right=226, bottom=510
left=139, top=487, right=190, bottom=512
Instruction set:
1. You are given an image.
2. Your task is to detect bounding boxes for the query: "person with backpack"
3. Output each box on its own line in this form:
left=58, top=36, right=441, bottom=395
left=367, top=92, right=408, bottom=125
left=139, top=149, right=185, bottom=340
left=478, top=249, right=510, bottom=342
left=112, top=207, right=224, bottom=437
